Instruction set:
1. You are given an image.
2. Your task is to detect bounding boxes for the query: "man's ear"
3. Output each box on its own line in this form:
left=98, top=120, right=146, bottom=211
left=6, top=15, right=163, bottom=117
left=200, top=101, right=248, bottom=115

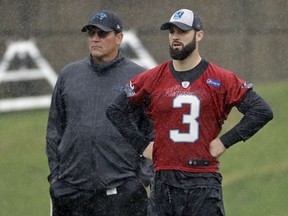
left=196, top=30, right=204, bottom=42
left=116, top=32, right=123, bottom=45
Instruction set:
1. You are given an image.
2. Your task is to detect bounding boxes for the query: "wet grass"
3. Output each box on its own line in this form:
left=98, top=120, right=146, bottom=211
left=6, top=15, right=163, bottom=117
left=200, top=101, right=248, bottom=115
left=221, top=81, right=287, bottom=216
left=0, top=81, right=286, bottom=215
left=0, top=110, right=50, bottom=216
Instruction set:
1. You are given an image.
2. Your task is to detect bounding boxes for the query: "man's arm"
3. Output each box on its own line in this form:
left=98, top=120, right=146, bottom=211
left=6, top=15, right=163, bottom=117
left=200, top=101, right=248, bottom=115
left=106, top=92, right=151, bottom=155
left=219, top=90, right=273, bottom=149
left=46, top=78, right=66, bottom=184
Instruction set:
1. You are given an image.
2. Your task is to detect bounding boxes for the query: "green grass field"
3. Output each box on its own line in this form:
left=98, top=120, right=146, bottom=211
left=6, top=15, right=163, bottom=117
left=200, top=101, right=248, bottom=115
left=0, top=81, right=286, bottom=216
left=221, top=81, right=288, bottom=216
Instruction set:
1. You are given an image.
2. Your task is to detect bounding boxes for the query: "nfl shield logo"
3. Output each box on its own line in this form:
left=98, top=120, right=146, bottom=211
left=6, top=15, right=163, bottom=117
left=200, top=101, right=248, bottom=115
left=181, top=81, right=190, bottom=88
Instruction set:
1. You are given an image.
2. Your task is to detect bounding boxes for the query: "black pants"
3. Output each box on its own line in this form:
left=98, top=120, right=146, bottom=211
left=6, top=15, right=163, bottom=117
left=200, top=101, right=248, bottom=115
left=50, top=178, right=148, bottom=216
left=152, top=177, right=225, bottom=216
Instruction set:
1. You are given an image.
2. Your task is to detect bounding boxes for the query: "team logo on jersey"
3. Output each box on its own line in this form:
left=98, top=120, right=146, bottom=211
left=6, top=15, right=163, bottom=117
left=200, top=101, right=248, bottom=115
left=241, top=82, right=253, bottom=89
left=206, top=78, right=221, bottom=88
left=129, top=80, right=135, bottom=90
left=124, top=81, right=136, bottom=97
left=181, top=81, right=190, bottom=88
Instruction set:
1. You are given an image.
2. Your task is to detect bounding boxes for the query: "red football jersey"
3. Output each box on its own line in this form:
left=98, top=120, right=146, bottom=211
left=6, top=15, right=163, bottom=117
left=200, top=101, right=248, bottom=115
left=128, top=60, right=249, bottom=172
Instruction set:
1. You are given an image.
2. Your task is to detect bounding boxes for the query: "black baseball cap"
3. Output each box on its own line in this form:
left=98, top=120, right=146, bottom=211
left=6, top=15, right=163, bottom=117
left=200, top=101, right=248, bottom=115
left=160, top=9, right=203, bottom=31
left=81, top=10, right=123, bottom=33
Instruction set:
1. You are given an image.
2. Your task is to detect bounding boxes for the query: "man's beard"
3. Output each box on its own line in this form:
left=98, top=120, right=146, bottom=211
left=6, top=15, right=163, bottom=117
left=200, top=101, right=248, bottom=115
left=169, top=36, right=196, bottom=61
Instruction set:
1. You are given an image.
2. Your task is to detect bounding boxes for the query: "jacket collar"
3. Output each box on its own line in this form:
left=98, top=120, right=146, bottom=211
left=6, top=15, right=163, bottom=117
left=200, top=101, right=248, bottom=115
left=89, top=50, right=125, bottom=74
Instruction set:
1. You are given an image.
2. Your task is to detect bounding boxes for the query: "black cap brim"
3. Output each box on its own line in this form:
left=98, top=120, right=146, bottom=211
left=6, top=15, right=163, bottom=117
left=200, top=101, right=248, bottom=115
left=81, top=24, right=113, bottom=32
left=160, top=22, right=193, bottom=31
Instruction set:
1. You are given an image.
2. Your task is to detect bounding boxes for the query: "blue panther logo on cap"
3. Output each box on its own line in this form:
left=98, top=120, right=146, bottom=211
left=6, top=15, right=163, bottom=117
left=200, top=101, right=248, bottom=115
left=173, top=11, right=184, bottom=20
left=91, top=12, right=107, bottom=21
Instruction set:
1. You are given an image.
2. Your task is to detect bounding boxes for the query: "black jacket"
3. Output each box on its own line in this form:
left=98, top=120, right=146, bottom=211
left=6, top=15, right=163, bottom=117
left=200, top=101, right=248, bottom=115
left=46, top=51, right=153, bottom=190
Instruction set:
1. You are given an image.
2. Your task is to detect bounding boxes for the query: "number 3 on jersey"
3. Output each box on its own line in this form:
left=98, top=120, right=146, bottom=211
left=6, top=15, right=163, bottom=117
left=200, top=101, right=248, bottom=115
left=169, top=95, right=200, bottom=143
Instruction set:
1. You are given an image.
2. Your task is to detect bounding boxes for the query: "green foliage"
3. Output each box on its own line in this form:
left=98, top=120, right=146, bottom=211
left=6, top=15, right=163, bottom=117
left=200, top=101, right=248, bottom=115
left=0, top=81, right=286, bottom=215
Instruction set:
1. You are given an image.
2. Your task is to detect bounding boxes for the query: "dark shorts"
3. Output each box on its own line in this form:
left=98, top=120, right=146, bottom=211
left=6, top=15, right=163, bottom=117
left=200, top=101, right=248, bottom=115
left=151, top=176, right=225, bottom=216
left=50, top=178, right=148, bottom=216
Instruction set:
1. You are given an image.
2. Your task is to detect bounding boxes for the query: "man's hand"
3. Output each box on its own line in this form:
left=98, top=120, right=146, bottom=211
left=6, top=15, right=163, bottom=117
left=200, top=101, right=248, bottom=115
left=209, top=138, right=226, bottom=159
left=142, top=142, right=154, bottom=160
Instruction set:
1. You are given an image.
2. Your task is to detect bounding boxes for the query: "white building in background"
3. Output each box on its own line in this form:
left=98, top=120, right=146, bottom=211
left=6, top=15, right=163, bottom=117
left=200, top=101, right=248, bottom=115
left=0, top=30, right=157, bottom=113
